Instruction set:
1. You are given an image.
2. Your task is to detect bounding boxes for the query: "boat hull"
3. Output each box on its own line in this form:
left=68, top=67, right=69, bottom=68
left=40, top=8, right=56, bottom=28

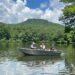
left=20, top=48, right=61, bottom=56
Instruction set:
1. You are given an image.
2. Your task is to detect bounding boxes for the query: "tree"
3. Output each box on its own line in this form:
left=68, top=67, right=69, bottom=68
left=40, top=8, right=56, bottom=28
left=60, top=1, right=75, bottom=43
left=0, top=24, right=11, bottom=40
left=62, top=0, right=75, bottom=3
left=60, top=3, right=75, bottom=33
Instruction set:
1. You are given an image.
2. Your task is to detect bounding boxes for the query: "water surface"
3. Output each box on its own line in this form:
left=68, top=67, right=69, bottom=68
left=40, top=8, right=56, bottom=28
left=0, top=42, right=75, bottom=75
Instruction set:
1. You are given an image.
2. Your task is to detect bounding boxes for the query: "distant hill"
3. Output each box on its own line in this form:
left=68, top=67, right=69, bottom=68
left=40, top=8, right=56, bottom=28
left=16, top=19, right=63, bottom=26
left=0, top=19, right=64, bottom=42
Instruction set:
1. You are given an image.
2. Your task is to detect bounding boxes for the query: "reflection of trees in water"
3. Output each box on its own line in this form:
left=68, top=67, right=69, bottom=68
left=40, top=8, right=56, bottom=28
left=72, top=44, right=75, bottom=48
left=63, top=47, right=75, bottom=74
left=65, top=59, right=75, bottom=73
left=58, top=58, right=75, bottom=75
left=64, top=45, right=75, bottom=74
left=66, top=45, right=75, bottom=65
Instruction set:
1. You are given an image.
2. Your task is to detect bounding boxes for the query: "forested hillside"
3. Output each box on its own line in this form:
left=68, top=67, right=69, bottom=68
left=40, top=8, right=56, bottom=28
left=0, top=19, right=64, bottom=43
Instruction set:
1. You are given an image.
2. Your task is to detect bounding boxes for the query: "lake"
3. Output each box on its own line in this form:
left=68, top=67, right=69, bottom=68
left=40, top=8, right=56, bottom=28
left=0, top=42, right=75, bottom=75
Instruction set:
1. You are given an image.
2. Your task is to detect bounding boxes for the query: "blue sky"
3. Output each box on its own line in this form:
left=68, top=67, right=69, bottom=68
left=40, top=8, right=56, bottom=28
left=0, top=0, right=65, bottom=24
left=26, top=0, right=50, bottom=10
left=13, top=0, right=50, bottom=10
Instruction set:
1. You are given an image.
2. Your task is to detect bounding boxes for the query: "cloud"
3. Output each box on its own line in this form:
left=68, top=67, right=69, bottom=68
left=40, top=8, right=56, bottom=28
left=0, top=0, right=65, bottom=24
left=18, top=7, right=43, bottom=22
left=40, top=3, right=48, bottom=9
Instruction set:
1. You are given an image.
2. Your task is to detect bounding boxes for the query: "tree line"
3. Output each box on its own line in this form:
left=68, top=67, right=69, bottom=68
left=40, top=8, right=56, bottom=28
left=60, top=0, right=75, bottom=44
left=0, top=19, right=64, bottom=43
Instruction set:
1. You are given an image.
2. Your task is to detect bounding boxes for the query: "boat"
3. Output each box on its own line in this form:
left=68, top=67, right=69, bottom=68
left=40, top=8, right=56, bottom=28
left=20, top=48, right=61, bottom=56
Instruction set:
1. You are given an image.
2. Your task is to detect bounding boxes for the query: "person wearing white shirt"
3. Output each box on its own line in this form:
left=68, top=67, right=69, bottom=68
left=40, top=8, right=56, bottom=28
left=30, top=42, right=36, bottom=49
left=40, top=43, right=45, bottom=49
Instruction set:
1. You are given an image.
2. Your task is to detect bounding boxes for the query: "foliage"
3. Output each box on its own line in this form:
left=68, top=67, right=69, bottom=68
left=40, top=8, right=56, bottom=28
left=0, top=23, right=11, bottom=40
left=0, top=19, right=64, bottom=43
left=60, top=0, right=75, bottom=43
left=61, top=4, right=75, bottom=27
left=62, top=0, right=75, bottom=3
left=67, top=29, right=75, bottom=42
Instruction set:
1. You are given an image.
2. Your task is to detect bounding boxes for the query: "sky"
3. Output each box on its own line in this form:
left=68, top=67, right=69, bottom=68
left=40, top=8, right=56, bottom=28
left=0, top=0, right=65, bottom=24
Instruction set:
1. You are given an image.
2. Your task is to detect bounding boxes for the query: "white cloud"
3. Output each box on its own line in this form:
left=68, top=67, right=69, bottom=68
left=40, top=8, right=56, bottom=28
left=41, top=8, right=63, bottom=23
left=18, top=7, right=43, bottom=22
left=40, top=3, right=48, bottom=9
left=0, top=0, right=65, bottom=24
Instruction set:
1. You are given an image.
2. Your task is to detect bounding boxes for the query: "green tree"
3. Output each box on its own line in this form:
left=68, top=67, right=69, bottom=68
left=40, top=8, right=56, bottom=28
left=60, top=1, right=75, bottom=43
left=61, top=4, right=75, bottom=32
left=0, top=24, right=11, bottom=40
left=62, top=0, right=75, bottom=3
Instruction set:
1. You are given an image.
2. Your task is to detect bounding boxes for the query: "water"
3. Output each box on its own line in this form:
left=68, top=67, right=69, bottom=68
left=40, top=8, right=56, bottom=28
left=0, top=42, right=75, bottom=75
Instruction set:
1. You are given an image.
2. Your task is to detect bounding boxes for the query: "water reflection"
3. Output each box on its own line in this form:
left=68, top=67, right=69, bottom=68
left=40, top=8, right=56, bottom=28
left=0, top=42, right=75, bottom=75
left=64, top=58, right=75, bottom=74
left=0, top=56, right=65, bottom=75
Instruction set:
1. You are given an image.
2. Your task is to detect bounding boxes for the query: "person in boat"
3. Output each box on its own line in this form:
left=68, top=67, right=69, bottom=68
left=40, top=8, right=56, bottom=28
left=50, top=47, right=57, bottom=51
left=40, top=43, right=45, bottom=49
left=30, top=42, right=36, bottom=49
left=50, top=47, right=54, bottom=50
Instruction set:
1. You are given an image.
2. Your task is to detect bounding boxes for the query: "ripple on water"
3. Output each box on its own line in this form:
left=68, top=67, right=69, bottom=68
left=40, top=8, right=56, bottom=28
left=0, top=56, right=66, bottom=75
